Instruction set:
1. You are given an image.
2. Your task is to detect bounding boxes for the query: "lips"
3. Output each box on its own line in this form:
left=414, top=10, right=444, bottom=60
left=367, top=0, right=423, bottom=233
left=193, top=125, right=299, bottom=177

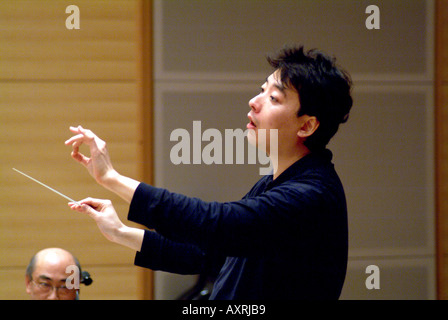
left=247, top=113, right=257, bottom=129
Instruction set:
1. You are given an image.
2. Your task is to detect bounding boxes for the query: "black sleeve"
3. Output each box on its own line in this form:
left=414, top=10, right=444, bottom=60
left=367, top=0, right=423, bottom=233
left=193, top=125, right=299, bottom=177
left=128, top=179, right=335, bottom=257
left=135, top=229, right=218, bottom=275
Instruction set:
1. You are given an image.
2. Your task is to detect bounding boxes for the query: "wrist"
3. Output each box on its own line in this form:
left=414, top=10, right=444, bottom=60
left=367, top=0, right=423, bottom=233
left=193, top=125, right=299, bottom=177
left=115, top=225, right=144, bottom=252
left=99, top=169, right=120, bottom=189
left=114, top=224, right=130, bottom=244
left=98, top=171, right=140, bottom=203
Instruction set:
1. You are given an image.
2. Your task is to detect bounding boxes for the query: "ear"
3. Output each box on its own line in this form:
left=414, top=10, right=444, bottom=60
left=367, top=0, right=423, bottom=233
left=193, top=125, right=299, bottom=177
left=297, top=116, right=319, bottom=139
left=25, top=275, right=32, bottom=294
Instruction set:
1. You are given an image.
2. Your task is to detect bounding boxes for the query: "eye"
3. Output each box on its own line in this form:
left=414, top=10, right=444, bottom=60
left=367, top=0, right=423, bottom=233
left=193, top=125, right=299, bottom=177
left=39, top=282, right=51, bottom=288
left=270, top=96, right=278, bottom=103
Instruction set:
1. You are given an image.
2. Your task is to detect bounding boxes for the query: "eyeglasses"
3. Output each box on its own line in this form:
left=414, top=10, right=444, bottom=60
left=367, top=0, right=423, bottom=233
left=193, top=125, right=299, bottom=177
left=31, top=279, right=76, bottom=297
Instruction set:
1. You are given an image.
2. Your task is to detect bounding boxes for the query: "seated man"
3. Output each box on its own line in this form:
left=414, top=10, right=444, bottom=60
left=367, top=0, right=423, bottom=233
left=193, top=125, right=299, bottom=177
left=25, top=247, right=91, bottom=300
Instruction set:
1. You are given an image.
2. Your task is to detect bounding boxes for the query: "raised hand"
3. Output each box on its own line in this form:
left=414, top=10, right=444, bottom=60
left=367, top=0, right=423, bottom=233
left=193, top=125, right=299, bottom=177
left=65, top=126, right=118, bottom=186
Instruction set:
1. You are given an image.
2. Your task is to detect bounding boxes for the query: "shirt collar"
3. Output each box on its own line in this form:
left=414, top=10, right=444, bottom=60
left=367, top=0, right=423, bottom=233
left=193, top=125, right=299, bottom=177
left=264, top=149, right=333, bottom=190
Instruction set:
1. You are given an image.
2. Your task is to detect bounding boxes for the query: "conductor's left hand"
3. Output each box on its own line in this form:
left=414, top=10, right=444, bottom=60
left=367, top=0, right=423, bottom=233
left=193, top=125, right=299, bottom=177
left=65, top=126, right=117, bottom=186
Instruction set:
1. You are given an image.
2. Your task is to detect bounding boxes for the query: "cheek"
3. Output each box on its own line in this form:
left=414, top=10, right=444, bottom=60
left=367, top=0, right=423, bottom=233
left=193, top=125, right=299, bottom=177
left=260, top=107, right=301, bottom=136
left=262, top=112, right=283, bottom=130
left=274, top=117, right=300, bottom=139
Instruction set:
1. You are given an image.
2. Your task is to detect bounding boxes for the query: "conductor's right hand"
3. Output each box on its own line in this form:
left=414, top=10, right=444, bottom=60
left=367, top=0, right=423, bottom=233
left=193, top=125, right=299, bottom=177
left=69, top=197, right=124, bottom=243
left=69, top=198, right=144, bottom=252
left=65, top=125, right=117, bottom=186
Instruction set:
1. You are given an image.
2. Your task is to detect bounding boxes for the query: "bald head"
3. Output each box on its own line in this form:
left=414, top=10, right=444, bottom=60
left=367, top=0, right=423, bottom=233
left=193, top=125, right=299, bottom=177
left=25, top=248, right=81, bottom=300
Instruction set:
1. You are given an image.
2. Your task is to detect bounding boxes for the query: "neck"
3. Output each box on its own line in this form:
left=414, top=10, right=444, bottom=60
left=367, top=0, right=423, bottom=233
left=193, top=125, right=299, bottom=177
left=270, top=146, right=311, bottom=180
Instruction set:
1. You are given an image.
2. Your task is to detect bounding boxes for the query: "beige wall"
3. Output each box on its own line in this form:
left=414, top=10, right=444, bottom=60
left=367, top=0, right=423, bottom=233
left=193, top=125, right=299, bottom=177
left=0, top=0, right=144, bottom=299
left=153, top=0, right=436, bottom=299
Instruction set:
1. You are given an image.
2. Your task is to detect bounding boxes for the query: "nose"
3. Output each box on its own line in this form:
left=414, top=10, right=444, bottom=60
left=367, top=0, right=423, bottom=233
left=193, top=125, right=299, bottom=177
left=248, top=94, right=261, bottom=112
left=47, top=288, right=60, bottom=300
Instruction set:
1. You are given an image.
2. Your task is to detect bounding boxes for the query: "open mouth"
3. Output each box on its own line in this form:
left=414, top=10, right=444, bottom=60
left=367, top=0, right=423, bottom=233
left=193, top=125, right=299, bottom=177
left=247, top=114, right=257, bottom=129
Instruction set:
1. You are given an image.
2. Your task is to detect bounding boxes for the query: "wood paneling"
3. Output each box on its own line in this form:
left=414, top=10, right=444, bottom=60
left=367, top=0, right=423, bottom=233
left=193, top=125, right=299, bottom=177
left=0, top=0, right=136, bottom=80
left=436, top=0, right=448, bottom=300
left=136, top=0, right=154, bottom=300
left=0, top=0, right=145, bottom=299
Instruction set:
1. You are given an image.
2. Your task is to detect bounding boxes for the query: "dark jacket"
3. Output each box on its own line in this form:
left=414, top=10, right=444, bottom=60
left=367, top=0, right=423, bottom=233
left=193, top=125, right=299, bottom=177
left=129, top=149, right=348, bottom=300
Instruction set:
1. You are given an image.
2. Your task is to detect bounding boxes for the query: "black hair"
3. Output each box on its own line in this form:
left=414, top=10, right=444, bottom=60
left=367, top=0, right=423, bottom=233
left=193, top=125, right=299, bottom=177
left=267, top=44, right=353, bottom=151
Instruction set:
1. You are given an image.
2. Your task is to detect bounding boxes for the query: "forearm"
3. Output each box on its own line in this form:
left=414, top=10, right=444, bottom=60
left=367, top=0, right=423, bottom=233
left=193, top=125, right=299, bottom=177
left=113, top=225, right=145, bottom=252
left=101, top=170, right=141, bottom=203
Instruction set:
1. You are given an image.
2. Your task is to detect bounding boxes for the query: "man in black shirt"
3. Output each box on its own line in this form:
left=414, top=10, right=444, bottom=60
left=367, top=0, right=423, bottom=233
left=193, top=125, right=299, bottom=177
left=66, top=44, right=353, bottom=300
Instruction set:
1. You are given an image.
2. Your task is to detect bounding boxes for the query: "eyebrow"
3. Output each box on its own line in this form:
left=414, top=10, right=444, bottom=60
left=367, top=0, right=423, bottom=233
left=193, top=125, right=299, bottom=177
left=265, top=77, right=287, bottom=95
left=38, top=275, right=67, bottom=282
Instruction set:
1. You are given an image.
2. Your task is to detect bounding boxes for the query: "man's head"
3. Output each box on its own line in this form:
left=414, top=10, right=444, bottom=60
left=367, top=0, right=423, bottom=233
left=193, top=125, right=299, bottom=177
left=266, top=44, right=353, bottom=152
left=25, top=248, right=81, bottom=300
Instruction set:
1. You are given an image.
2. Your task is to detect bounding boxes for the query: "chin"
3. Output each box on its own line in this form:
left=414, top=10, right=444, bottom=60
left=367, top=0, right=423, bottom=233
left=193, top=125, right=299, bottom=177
left=246, top=129, right=257, bottom=146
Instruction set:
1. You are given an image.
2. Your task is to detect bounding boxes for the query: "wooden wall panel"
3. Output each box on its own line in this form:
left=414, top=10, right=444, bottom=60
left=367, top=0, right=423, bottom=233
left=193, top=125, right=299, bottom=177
left=437, top=0, right=448, bottom=300
left=0, top=0, right=136, bottom=80
left=0, top=0, right=144, bottom=299
left=136, top=0, right=154, bottom=300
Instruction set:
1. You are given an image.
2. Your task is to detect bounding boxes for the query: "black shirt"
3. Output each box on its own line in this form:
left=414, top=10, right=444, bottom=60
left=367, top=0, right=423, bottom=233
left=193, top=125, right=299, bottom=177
left=128, top=149, right=348, bottom=300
